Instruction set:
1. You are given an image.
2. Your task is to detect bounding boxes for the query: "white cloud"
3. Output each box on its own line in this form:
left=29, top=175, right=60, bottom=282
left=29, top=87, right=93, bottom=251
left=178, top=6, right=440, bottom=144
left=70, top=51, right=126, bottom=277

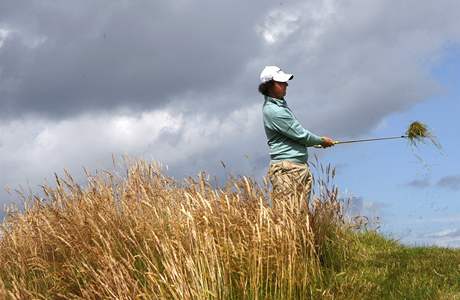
left=256, top=10, right=301, bottom=44
left=424, top=228, right=460, bottom=238
left=416, top=228, right=460, bottom=248
left=0, top=111, right=178, bottom=200
left=0, top=26, right=46, bottom=49
left=108, top=111, right=183, bottom=145
left=0, top=103, right=266, bottom=204
left=256, top=0, right=336, bottom=48
left=0, top=28, right=11, bottom=48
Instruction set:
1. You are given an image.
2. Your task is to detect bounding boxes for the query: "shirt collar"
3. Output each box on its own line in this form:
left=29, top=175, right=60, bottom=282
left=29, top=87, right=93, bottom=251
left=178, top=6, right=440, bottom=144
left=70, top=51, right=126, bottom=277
left=265, top=95, right=287, bottom=106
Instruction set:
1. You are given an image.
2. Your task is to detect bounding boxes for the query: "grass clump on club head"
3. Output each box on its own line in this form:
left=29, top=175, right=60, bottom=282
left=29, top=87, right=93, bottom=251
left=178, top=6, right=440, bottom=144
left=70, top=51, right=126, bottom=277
left=405, top=121, right=441, bottom=149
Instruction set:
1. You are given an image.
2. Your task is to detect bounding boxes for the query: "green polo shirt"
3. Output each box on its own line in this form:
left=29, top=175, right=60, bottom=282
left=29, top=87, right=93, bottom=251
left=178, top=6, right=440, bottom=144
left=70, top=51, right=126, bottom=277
left=262, top=95, right=323, bottom=164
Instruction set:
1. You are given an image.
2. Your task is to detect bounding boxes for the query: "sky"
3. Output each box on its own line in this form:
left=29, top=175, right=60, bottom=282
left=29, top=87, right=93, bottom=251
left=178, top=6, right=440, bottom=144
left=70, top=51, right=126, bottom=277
left=1, top=0, right=459, bottom=247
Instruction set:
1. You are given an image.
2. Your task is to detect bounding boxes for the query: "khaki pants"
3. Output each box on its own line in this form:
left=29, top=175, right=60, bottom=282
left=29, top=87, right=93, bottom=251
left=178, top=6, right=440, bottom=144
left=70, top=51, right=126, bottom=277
left=267, top=160, right=313, bottom=208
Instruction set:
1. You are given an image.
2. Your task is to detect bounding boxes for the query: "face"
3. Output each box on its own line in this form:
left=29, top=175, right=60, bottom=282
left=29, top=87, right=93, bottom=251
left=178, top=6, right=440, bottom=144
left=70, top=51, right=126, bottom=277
left=271, top=81, right=288, bottom=99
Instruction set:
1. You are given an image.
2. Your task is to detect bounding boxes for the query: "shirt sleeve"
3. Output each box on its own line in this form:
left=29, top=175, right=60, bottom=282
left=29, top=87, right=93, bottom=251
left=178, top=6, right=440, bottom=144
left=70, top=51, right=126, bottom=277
left=270, top=107, right=324, bottom=147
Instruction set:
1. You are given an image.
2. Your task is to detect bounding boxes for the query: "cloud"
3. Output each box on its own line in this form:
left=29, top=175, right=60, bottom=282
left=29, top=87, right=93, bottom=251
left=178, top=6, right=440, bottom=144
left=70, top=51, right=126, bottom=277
left=0, top=104, right=269, bottom=204
left=402, top=173, right=460, bottom=191
left=437, top=175, right=460, bottom=191
left=256, top=9, right=302, bottom=44
left=2, top=0, right=460, bottom=206
left=406, top=177, right=431, bottom=189
left=417, top=228, right=460, bottom=248
left=423, top=228, right=460, bottom=239
left=342, top=195, right=386, bottom=228
left=0, top=28, right=11, bottom=48
left=0, top=0, right=276, bottom=119
left=0, top=0, right=459, bottom=129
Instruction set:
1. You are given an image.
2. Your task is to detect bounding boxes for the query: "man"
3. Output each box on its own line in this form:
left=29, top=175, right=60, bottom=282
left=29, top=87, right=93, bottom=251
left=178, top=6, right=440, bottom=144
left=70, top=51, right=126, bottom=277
left=259, top=66, right=335, bottom=206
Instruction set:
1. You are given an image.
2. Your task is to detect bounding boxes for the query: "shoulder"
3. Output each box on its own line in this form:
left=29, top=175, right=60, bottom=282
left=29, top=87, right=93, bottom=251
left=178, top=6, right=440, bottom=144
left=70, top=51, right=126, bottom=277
left=263, top=102, right=290, bottom=118
left=263, top=100, right=275, bottom=112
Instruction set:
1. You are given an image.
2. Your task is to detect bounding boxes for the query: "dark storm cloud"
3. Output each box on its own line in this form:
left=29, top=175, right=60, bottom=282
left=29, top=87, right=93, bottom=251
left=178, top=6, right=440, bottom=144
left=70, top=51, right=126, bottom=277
left=0, top=0, right=279, bottom=119
left=2, top=0, right=460, bottom=207
left=2, top=0, right=460, bottom=133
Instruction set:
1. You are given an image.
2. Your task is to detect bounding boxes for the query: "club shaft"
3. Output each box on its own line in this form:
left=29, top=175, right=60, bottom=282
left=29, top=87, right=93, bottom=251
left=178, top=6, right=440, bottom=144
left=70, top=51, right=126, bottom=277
left=336, top=135, right=407, bottom=144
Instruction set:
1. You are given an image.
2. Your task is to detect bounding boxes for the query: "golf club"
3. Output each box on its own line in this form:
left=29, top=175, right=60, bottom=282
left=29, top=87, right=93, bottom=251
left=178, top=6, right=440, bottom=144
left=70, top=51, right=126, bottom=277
left=314, top=135, right=408, bottom=148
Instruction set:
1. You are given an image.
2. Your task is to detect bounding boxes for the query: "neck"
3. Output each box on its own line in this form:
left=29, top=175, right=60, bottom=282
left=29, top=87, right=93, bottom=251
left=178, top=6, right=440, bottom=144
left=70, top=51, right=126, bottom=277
left=267, top=94, right=284, bottom=100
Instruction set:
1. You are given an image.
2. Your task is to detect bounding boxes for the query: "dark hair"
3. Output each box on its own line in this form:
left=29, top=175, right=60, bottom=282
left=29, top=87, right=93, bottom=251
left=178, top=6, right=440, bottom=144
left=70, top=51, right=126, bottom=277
left=258, top=80, right=275, bottom=96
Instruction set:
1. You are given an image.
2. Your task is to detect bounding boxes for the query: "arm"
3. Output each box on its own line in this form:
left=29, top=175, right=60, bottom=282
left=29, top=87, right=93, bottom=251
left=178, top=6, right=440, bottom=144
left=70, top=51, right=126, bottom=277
left=270, top=108, right=324, bottom=147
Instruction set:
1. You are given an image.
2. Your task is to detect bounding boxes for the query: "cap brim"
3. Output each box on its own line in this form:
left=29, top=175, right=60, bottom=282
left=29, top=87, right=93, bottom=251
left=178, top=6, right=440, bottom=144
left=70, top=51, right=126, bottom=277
left=273, top=72, right=294, bottom=82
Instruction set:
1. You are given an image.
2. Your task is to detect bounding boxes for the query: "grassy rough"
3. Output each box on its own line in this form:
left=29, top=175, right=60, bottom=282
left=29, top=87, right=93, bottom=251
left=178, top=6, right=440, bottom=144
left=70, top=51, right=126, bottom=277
left=0, top=158, right=459, bottom=299
left=331, top=231, right=460, bottom=299
left=0, top=158, right=352, bottom=299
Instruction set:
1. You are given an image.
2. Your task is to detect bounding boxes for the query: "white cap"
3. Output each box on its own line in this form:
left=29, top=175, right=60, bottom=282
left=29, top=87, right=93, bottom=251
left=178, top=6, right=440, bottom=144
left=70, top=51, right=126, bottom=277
left=259, top=66, right=293, bottom=83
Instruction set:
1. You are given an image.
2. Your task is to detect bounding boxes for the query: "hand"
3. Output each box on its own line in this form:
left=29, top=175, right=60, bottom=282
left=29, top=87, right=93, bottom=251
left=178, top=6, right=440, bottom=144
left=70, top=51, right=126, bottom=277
left=321, top=136, right=336, bottom=148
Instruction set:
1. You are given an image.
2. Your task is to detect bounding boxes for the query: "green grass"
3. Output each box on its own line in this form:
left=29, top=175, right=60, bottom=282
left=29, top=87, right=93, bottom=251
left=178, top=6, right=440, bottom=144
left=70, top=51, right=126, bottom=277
left=328, top=231, right=460, bottom=299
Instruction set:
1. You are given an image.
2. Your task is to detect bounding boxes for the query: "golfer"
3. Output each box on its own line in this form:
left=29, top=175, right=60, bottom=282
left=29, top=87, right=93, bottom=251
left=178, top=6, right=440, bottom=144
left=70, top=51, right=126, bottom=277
left=259, top=66, right=335, bottom=204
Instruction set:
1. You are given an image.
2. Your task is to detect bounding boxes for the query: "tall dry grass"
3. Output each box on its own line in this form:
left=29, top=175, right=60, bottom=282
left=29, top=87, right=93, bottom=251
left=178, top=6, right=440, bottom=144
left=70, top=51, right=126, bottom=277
left=0, top=158, right=355, bottom=299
